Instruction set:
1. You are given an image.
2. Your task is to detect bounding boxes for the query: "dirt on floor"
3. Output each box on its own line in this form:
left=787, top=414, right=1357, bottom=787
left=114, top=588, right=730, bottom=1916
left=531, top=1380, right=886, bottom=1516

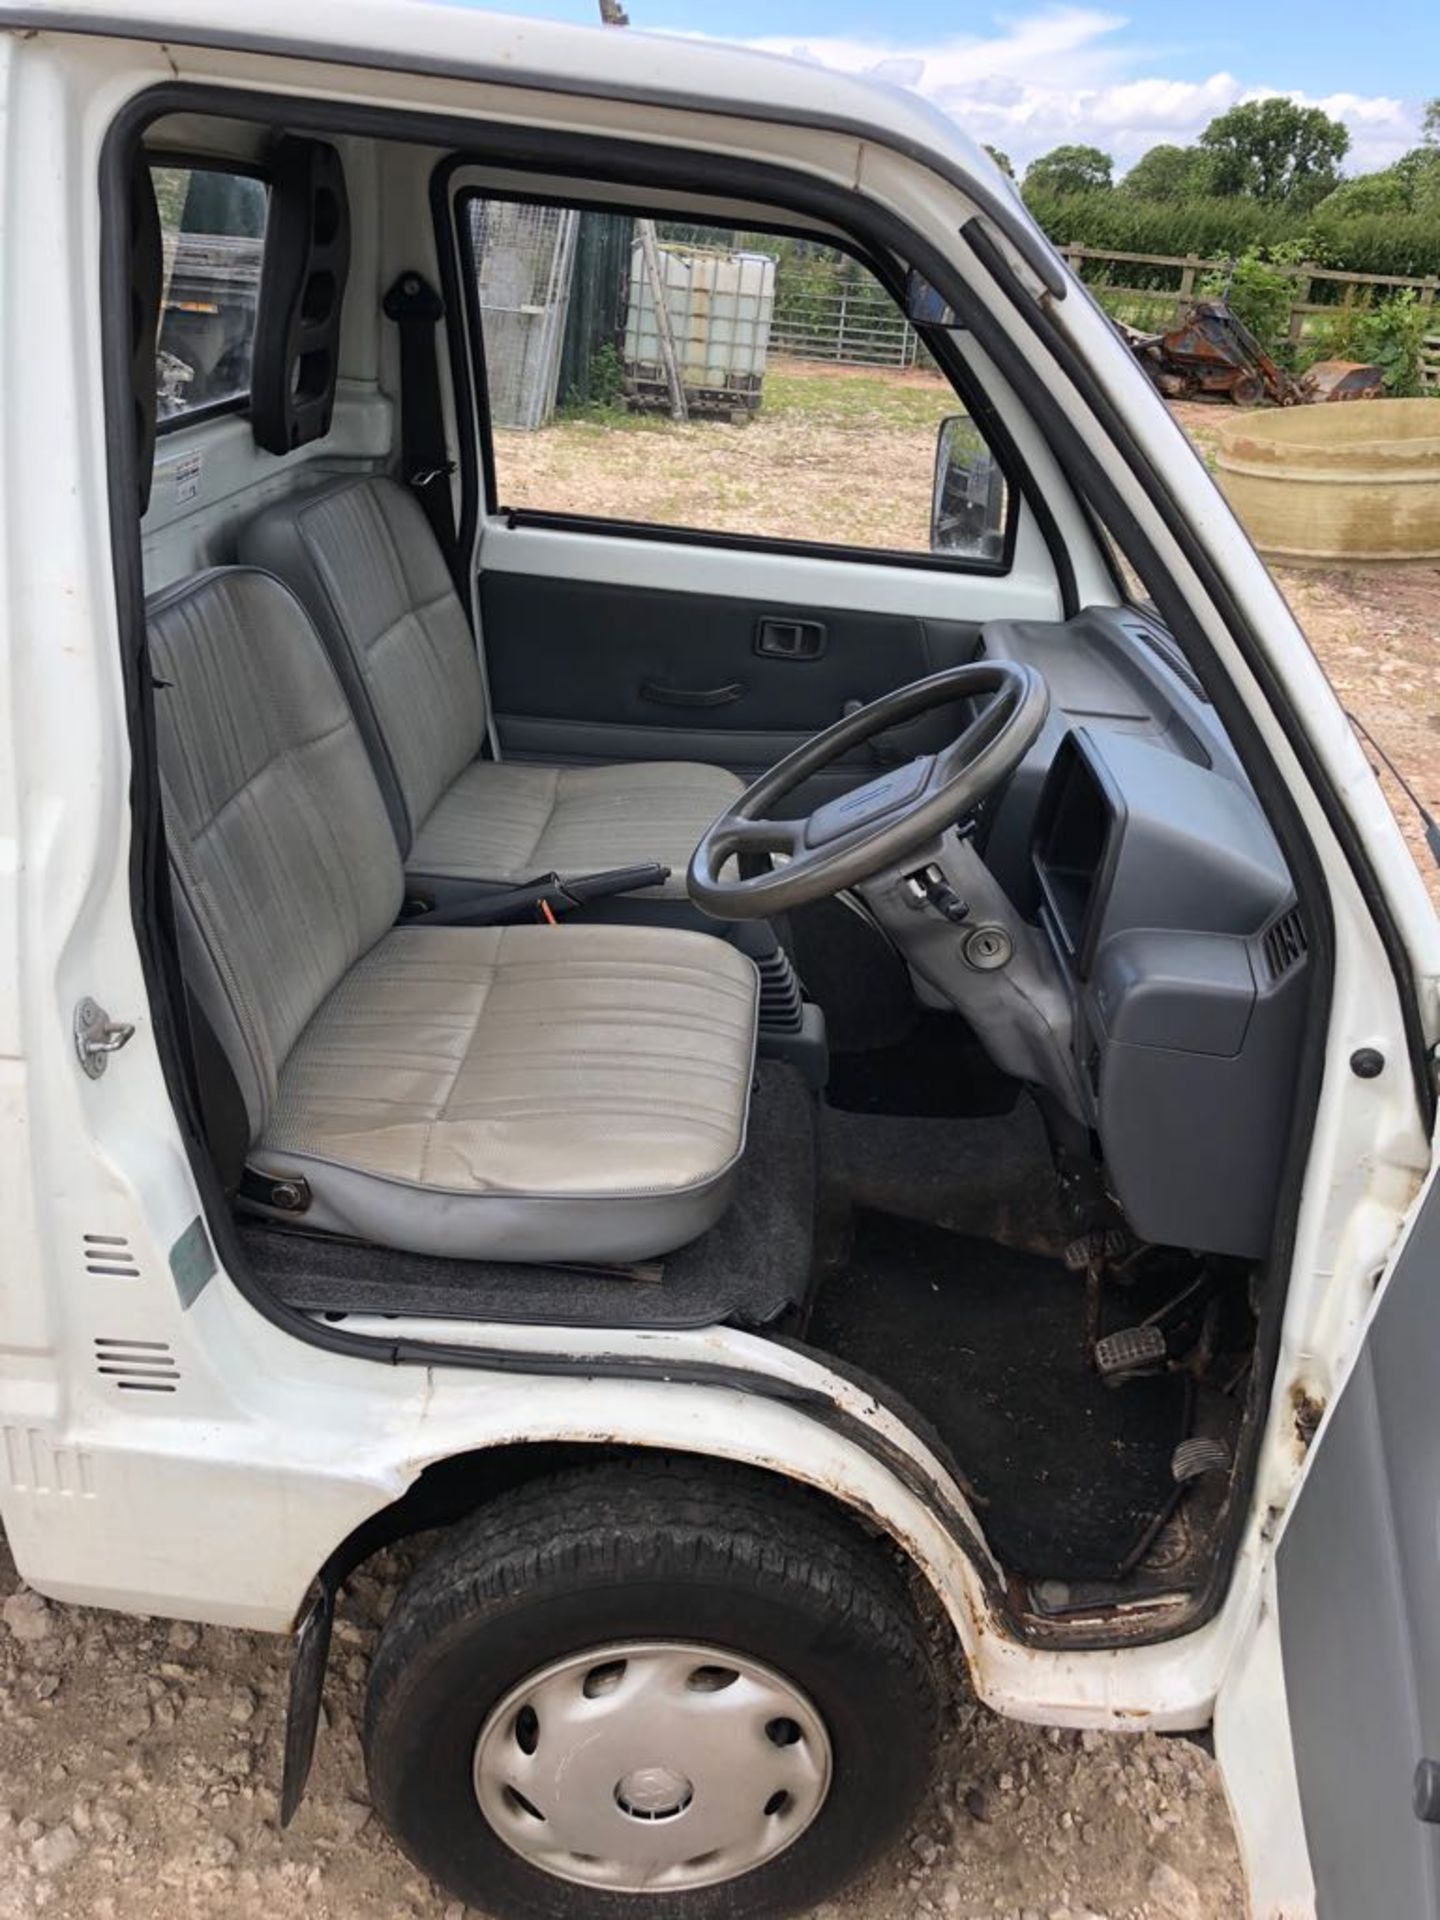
left=4, top=364, right=1436, bottom=1920
left=0, top=1532, right=1242, bottom=1920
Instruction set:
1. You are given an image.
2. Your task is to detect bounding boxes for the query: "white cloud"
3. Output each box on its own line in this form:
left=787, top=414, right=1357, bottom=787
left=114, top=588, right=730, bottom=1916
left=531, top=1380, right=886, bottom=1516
left=708, top=8, right=1422, bottom=175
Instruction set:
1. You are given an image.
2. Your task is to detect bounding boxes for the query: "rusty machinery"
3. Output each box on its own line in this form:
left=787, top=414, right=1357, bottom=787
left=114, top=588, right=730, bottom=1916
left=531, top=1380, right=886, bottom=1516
left=1125, top=298, right=1383, bottom=408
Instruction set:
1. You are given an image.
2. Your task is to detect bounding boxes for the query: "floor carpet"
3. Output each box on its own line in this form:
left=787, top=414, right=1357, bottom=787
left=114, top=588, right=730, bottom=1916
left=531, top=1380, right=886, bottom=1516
left=807, top=1209, right=1191, bottom=1581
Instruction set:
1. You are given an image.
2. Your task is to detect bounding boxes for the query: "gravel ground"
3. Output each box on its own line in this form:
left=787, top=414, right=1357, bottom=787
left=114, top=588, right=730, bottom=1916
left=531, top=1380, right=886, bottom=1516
left=0, top=1532, right=1241, bottom=1920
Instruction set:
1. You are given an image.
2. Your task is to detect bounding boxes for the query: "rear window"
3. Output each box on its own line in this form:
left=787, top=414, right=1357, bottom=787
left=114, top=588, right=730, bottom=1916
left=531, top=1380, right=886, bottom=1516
left=151, top=165, right=268, bottom=427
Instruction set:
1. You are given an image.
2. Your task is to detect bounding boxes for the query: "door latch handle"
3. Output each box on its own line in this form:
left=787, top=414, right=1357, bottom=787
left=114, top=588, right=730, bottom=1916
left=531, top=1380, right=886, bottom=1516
left=74, top=998, right=136, bottom=1079
left=756, top=618, right=826, bottom=660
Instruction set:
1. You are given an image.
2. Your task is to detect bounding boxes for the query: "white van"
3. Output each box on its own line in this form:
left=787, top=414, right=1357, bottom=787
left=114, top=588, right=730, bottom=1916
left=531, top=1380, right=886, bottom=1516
left=0, top=5, right=1436, bottom=1914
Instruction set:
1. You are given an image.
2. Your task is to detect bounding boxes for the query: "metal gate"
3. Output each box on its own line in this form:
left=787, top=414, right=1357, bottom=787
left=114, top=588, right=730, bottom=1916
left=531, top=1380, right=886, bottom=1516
left=467, top=198, right=580, bottom=430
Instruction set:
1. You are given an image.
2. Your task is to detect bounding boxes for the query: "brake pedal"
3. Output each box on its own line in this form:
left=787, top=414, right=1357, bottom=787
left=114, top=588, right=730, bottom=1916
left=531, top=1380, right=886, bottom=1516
left=1095, top=1322, right=1167, bottom=1383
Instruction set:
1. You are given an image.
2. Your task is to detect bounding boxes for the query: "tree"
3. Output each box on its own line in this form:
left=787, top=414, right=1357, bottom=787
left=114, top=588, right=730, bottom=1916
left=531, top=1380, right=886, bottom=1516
left=1023, top=144, right=1113, bottom=197
left=1120, top=144, right=1210, bottom=200
left=1198, top=98, right=1350, bottom=208
left=1312, top=143, right=1440, bottom=220
left=1423, top=97, right=1440, bottom=146
left=983, top=145, right=1015, bottom=180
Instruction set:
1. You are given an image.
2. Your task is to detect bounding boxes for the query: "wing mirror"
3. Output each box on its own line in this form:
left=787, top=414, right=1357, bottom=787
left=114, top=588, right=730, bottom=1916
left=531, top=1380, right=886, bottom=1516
left=931, top=417, right=1007, bottom=562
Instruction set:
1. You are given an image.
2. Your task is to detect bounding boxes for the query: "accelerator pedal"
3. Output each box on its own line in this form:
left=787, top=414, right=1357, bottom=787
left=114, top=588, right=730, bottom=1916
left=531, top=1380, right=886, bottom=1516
left=1095, top=1322, right=1167, bottom=1384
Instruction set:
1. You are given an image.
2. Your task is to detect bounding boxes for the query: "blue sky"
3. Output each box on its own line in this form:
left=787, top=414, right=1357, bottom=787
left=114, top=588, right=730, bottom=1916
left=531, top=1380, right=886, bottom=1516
left=447, top=0, right=1432, bottom=174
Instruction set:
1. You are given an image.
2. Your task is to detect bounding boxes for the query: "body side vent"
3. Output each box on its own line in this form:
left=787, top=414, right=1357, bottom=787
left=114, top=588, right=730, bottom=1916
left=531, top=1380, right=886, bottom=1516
left=1261, top=906, right=1308, bottom=984
left=84, top=1233, right=141, bottom=1278
left=94, top=1338, right=180, bottom=1393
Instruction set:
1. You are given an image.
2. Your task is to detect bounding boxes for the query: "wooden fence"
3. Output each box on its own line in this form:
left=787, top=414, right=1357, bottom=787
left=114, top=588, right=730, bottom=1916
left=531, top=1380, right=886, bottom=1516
left=1057, top=243, right=1440, bottom=389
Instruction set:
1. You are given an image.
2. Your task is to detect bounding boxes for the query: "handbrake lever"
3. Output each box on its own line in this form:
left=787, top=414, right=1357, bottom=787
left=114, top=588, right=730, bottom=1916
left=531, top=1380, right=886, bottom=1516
left=403, top=863, right=672, bottom=928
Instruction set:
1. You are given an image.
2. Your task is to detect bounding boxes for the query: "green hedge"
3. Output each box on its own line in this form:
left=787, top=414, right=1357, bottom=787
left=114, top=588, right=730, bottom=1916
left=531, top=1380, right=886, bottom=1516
left=1027, top=191, right=1440, bottom=287
left=1303, top=209, right=1440, bottom=280
left=1026, top=192, right=1287, bottom=273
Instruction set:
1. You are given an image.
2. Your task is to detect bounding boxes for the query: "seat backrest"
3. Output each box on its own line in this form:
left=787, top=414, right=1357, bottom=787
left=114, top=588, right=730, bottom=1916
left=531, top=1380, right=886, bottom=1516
left=147, top=567, right=405, bottom=1139
left=238, top=475, right=486, bottom=856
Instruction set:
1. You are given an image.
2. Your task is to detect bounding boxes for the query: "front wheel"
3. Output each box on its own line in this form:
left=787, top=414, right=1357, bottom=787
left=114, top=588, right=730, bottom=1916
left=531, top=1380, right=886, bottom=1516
left=364, top=1459, right=940, bottom=1919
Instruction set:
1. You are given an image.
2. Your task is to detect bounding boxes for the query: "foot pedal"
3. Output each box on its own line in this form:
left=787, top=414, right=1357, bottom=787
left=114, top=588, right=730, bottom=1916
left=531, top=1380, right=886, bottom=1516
left=1171, top=1437, right=1231, bottom=1483
left=1095, top=1323, right=1167, bottom=1382
left=1064, top=1226, right=1130, bottom=1272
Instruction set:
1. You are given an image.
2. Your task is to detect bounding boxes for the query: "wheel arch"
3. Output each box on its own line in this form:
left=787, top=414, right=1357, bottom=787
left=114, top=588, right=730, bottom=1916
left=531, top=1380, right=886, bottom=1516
left=331, top=1433, right=996, bottom=1649
left=277, top=1395, right=1010, bottom=1820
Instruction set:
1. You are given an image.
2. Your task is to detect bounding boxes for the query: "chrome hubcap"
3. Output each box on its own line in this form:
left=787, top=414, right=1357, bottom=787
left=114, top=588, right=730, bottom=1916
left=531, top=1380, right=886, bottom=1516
left=472, top=1640, right=833, bottom=1892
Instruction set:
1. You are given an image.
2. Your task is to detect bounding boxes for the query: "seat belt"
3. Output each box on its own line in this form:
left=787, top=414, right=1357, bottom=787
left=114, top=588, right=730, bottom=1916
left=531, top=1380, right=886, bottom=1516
left=384, top=268, right=500, bottom=760
left=182, top=988, right=253, bottom=1203
left=383, top=270, right=460, bottom=576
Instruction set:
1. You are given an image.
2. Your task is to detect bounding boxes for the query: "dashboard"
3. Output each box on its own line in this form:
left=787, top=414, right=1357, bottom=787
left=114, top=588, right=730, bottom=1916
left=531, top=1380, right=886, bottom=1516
left=978, top=607, right=1309, bottom=1261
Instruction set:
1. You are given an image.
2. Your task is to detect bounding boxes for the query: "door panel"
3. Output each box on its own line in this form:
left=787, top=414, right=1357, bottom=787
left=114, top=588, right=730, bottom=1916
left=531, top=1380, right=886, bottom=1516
left=482, top=566, right=979, bottom=782
left=478, top=517, right=1061, bottom=793
left=1274, top=1175, right=1440, bottom=1916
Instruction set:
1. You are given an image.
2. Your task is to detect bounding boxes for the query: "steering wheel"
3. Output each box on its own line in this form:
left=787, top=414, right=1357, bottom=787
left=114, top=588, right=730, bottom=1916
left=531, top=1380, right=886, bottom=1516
left=688, top=660, right=1048, bottom=918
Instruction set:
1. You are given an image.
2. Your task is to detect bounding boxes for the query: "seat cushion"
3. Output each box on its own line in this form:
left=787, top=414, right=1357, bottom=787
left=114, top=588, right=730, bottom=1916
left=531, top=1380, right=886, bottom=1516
left=406, top=758, right=744, bottom=901
left=251, top=922, right=759, bottom=1263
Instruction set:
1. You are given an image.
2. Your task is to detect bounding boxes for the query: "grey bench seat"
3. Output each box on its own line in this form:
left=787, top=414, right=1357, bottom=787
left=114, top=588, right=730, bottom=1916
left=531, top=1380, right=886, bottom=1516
left=148, top=565, right=758, bottom=1264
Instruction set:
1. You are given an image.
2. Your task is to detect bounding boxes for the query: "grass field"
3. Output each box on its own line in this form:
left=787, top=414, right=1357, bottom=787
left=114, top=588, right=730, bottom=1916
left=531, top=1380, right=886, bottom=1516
left=498, top=359, right=1440, bottom=901
left=495, top=358, right=956, bottom=551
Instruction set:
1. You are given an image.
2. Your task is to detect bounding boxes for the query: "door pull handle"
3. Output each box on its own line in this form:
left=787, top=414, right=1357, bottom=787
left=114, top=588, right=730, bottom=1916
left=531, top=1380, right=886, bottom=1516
left=640, top=680, right=745, bottom=708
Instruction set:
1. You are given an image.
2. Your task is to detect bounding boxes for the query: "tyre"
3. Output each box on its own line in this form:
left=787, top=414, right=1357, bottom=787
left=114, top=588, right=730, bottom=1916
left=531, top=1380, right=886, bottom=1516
left=364, top=1458, right=940, bottom=1919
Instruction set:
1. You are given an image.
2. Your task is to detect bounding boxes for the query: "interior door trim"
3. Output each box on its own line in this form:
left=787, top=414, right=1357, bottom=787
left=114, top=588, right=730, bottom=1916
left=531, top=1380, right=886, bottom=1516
left=479, top=517, right=1063, bottom=622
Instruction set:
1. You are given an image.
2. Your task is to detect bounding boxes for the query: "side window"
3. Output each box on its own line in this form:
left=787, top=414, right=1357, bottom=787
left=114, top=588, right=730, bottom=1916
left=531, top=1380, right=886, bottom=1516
left=151, top=164, right=268, bottom=427
left=464, top=196, right=1011, bottom=566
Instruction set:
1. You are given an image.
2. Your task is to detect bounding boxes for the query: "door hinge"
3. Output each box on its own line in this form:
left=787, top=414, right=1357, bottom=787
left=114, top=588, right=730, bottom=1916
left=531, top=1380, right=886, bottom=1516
left=73, top=998, right=136, bottom=1079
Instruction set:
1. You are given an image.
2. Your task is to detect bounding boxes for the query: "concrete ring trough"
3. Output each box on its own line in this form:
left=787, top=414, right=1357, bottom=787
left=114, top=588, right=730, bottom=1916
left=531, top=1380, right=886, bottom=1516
left=1215, top=398, right=1440, bottom=565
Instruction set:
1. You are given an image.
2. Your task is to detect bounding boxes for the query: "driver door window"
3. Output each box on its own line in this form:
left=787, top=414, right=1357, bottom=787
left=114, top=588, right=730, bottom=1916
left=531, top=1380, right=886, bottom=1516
left=463, top=196, right=1011, bottom=568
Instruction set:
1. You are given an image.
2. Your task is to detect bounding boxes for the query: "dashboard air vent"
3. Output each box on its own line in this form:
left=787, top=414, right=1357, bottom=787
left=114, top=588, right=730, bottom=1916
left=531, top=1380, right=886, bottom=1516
left=1262, top=907, right=1308, bottom=983
left=94, top=1338, right=180, bottom=1393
